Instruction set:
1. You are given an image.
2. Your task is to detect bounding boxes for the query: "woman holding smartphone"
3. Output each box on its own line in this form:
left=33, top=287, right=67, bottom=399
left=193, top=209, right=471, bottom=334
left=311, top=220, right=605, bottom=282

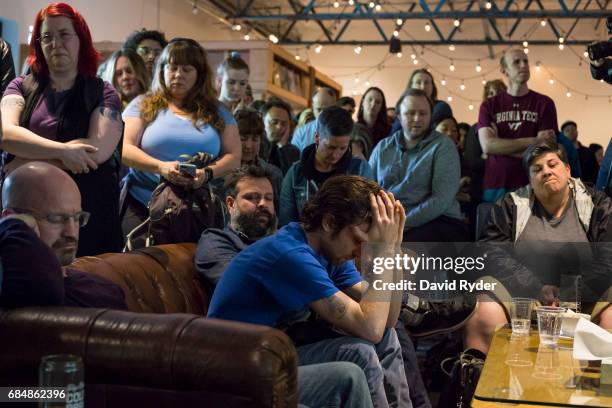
left=121, top=38, right=240, bottom=239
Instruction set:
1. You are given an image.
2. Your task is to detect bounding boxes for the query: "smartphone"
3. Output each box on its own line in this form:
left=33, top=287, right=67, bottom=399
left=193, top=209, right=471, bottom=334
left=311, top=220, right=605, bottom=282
left=178, top=163, right=197, bottom=177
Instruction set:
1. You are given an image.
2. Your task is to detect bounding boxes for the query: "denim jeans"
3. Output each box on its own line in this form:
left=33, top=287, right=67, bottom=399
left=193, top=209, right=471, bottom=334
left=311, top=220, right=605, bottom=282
left=297, top=328, right=412, bottom=408
left=298, top=362, right=373, bottom=408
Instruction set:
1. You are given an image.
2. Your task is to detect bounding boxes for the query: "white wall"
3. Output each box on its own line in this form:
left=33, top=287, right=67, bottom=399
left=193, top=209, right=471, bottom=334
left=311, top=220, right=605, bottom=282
left=2, top=0, right=610, bottom=146
left=290, top=44, right=611, bottom=148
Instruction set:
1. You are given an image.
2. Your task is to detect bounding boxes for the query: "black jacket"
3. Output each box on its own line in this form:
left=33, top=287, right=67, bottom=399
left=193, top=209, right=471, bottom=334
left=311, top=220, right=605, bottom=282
left=479, top=179, right=612, bottom=300
left=0, top=38, right=16, bottom=94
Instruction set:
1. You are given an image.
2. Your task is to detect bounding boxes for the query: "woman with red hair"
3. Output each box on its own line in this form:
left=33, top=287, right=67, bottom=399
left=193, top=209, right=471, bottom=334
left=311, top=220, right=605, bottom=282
left=0, top=2, right=124, bottom=256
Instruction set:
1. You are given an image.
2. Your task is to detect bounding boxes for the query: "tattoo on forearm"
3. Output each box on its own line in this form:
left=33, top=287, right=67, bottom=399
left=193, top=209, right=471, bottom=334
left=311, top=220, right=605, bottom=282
left=98, top=106, right=122, bottom=122
left=0, top=97, right=25, bottom=109
left=325, top=296, right=348, bottom=320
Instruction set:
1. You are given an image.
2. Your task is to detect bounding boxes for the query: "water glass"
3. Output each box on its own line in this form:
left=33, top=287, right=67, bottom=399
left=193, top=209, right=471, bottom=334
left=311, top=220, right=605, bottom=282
left=536, top=306, right=566, bottom=346
left=39, top=354, right=84, bottom=408
left=510, top=297, right=534, bottom=336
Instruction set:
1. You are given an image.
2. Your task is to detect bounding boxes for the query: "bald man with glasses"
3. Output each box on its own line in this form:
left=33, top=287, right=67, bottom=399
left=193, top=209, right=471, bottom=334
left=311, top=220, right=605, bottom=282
left=0, top=162, right=126, bottom=309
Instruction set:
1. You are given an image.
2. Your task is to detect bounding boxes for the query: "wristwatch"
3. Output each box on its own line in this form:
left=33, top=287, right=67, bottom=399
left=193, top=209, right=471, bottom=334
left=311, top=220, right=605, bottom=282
left=204, top=167, right=214, bottom=183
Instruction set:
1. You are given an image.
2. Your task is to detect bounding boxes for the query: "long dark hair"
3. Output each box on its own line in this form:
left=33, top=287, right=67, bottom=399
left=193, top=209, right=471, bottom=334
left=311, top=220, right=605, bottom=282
left=357, top=87, right=391, bottom=146
left=395, top=69, right=439, bottom=111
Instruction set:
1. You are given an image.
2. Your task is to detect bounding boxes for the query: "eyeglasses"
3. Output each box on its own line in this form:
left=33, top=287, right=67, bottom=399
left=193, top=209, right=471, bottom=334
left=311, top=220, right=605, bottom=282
left=38, top=31, right=77, bottom=46
left=136, top=46, right=163, bottom=57
left=11, top=208, right=90, bottom=228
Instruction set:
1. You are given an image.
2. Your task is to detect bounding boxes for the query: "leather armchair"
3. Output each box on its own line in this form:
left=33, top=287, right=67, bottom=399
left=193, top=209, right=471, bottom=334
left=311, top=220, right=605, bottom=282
left=0, top=244, right=298, bottom=407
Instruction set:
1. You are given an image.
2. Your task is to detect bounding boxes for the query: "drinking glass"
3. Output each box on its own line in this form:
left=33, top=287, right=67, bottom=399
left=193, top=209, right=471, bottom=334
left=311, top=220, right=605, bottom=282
left=536, top=306, right=566, bottom=346
left=39, top=355, right=84, bottom=408
left=510, top=297, right=534, bottom=336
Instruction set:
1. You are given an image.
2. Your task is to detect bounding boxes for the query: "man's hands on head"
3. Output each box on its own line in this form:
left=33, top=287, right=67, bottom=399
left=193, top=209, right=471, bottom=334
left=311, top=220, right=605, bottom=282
left=356, top=191, right=405, bottom=245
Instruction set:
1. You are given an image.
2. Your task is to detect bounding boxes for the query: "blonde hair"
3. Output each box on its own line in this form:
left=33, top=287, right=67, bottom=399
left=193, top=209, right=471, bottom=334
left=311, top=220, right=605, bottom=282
left=139, top=39, right=224, bottom=133
left=100, top=48, right=149, bottom=105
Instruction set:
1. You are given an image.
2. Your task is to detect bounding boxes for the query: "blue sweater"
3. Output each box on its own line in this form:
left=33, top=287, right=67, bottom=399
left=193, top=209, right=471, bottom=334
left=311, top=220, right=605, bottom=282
left=369, top=130, right=462, bottom=228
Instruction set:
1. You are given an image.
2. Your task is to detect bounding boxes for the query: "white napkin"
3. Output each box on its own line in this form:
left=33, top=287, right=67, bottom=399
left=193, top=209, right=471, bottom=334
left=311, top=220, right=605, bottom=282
left=572, top=318, right=612, bottom=360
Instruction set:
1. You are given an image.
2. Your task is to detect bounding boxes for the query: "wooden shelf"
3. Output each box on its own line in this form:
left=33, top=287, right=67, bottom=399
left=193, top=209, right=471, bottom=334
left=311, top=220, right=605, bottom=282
left=267, top=83, right=309, bottom=108
left=202, top=41, right=342, bottom=111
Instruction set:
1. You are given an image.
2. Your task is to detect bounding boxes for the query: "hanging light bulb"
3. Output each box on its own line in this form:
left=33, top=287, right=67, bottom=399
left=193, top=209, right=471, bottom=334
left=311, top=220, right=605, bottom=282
left=468, top=103, right=474, bottom=110
left=522, top=40, right=528, bottom=48
left=449, top=44, right=456, bottom=51
left=583, top=51, right=589, bottom=58
left=354, top=76, right=360, bottom=83
left=375, top=4, right=382, bottom=11
left=549, top=78, right=555, bottom=85
left=295, top=55, right=301, bottom=60
left=447, top=96, right=453, bottom=102
left=482, top=78, right=487, bottom=85
left=524, top=47, right=529, bottom=54
left=425, top=23, right=431, bottom=32
left=333, top=1, right=340, bottom=7
left=535, top=62, right=541, bottom=71
left=441, top=78, right=447, bottom=86
left=566, top=90, right=572, bottom=98
left=348, top=0, right=354, bottom=4
left=365, top=80, right=371, bottom=87
left=460, top=82, right=466, bottom=91
left=393, top=30, right=399, bottom=37
left=314, top=44, right=323, bottom=53
left=269, top=34, right=279, bottom=43
left=453, top=19, right=460, bottom=27
left=354, top=45, right=362, bottom=54
left=397, top=52, right=403, bottom=58
left=192, top=1, right=198, bottom=14
left=540, top=19, right=547, bottom=26
left=396, top=19, right=403, bottom=25
left=368, top=1, right=375, bottom=8
left=449, top=61, right=455, bottom=71
left=352, top=89, right=358, bottom=96
left=559, top=44, right=564, bottom=50
left=244, top=33, right=251, bottom=41
left=411, top=53, right=416, bottom=60
left=413, top=59, right=419, bottom=65
left=558, top=37, right=564, bottom=43
left=476, top=61, right=482, bottom=72
left=485, top=1, right=492, bottom=9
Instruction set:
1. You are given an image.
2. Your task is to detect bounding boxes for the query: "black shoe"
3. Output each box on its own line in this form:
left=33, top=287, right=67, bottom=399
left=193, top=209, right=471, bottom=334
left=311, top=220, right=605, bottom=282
left=400, top=293, right=477, bottom=338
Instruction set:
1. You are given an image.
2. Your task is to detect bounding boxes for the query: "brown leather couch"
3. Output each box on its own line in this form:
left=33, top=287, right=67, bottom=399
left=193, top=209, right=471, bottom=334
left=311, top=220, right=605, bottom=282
left=0, top=244, right=298, bottom=407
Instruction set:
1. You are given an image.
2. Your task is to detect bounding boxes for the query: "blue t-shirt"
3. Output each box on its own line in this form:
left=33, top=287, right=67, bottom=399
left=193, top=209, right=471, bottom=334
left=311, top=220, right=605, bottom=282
left=207, top=222, right=362, bottom=327
left=122, top=96, right=236, bottom=205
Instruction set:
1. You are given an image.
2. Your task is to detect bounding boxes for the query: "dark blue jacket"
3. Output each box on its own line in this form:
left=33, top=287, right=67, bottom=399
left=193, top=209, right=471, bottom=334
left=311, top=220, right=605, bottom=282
left=279, top=144, right=373, bottom=226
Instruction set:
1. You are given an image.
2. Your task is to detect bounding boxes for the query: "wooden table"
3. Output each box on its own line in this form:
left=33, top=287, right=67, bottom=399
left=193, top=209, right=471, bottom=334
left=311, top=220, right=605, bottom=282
left=472, top=325, right=612, bottom=407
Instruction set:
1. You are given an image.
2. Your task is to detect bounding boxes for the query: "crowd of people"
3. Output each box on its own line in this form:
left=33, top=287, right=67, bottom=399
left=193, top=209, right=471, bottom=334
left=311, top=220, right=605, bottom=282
left=0, top=3, right=611, bottom=408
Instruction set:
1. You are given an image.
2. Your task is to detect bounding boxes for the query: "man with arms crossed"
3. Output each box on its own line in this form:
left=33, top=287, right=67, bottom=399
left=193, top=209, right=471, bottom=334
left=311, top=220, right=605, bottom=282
left=478, top=48, right=559, bottom=203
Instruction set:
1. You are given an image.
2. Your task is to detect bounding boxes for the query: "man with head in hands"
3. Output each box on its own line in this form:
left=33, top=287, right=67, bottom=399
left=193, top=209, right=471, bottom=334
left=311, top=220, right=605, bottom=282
left=208, top=175, right=411, bottom=408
